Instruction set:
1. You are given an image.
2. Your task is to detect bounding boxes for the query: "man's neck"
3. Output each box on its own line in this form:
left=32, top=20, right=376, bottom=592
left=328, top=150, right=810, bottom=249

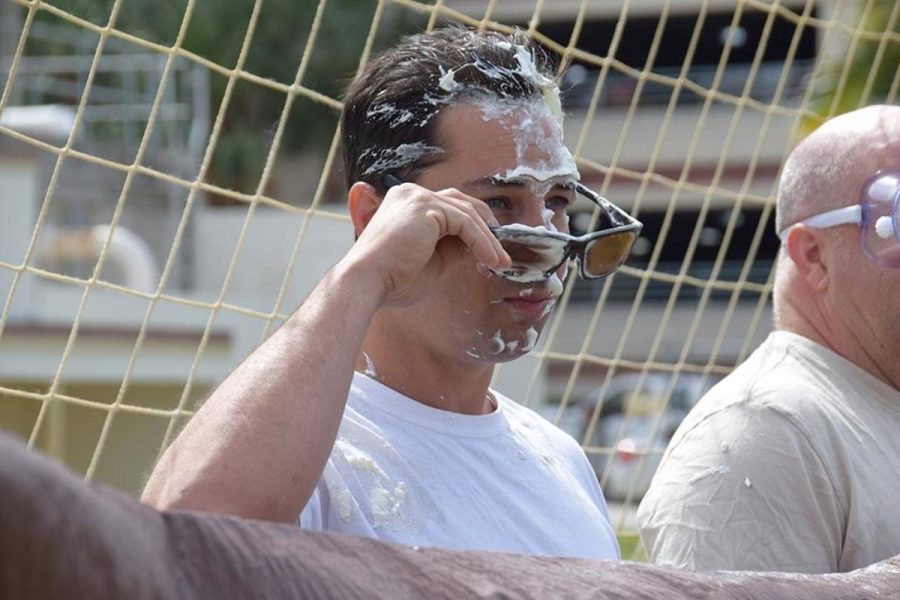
left=778, top=297, right=900, bottom=391
left=356, top=319, right=497, bottom=415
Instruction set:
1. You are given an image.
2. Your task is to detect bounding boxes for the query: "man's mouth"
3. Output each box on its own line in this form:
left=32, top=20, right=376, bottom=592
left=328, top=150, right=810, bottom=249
left=502, top=293, right=556, bottom=319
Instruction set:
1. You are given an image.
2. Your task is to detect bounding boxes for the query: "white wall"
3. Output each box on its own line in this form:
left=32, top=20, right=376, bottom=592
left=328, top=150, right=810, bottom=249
left=0, top=158, right=38, bottom=321
left=192, top=204, right=355, bottom=312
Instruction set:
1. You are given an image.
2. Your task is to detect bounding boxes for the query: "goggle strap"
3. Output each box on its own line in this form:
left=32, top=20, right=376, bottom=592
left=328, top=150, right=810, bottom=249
left=801, top=204, right=862, bottom=229
left=778, top=205, right=862, bottom=242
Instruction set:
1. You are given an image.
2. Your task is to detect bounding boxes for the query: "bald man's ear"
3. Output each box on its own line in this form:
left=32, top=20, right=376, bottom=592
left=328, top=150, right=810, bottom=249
left=348, top=182, right=383, bottom=237
left=785, top=226, right=829, bottom=293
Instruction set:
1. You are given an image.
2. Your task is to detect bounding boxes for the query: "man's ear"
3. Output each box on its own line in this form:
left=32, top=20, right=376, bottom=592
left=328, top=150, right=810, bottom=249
left=785, top=226, right=829, bottom=292
left=348, top=182, right=383, bottom=237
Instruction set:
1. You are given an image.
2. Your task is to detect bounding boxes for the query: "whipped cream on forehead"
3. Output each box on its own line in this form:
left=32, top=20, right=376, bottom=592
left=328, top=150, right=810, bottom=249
left=472, top=97, right=579, bottom=184
left=512, top=44, right=563, bottom=126
left=360, top=39, right=571, bottom=179
left=437, top=40, right=564, bottom=126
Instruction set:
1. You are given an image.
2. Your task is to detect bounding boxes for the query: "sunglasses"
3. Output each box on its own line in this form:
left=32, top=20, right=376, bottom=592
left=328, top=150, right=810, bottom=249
left=778, top=170, right=900, bottom=268
left=382, top=174, right=643, bottom=282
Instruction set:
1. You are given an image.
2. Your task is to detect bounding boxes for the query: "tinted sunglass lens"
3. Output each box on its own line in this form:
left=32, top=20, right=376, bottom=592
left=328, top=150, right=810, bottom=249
left=583, top=232, right=636, bottom=277
left=491, top=235, right=567, bottom=281
left=501, top=239, right=547, bottom=263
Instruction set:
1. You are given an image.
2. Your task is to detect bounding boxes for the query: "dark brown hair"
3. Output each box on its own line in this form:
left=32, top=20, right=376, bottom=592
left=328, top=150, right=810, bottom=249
left=340, top=25, right=556, bottom=192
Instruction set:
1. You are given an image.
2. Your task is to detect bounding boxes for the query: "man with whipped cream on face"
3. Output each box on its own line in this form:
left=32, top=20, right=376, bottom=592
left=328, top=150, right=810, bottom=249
left=143, top=26, right=641, bottom=559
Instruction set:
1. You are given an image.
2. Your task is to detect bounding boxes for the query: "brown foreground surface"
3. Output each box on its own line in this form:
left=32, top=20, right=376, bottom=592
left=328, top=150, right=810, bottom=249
left=1, top=430, right=898, bottom=599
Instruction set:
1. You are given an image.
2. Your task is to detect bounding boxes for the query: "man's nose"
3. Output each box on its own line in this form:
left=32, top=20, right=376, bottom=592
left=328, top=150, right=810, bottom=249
left=516, top=201, right=550, bottom=228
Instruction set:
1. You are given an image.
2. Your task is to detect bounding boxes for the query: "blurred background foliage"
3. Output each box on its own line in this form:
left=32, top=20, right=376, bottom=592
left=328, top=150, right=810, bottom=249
left=20, top=0, right=897, bottom=186
left=803, top=0, right=900, bottom=134
left=26, top=0, right=414, bottom=194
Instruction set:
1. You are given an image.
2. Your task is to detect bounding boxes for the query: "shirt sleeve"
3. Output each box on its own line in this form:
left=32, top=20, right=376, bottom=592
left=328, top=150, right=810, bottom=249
left=637, top=399, right=844, bottom=573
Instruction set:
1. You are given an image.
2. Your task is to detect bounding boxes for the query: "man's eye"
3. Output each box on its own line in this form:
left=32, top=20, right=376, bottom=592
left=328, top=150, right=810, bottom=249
left=484, top=197, right=510, bottom=210
left=546, top=196, right=573, bottom=210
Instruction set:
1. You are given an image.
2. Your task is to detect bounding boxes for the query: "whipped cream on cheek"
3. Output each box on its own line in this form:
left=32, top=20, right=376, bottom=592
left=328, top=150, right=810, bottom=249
left=547, top=267, right=565, bottom=297
left=466, top=267, right=565, bottom=360
left=468, top=326, right=541, bottom=358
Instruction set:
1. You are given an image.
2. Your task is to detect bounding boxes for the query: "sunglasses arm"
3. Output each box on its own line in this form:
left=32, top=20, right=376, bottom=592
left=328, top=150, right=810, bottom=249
left=575, top=184, right=642, bottom=229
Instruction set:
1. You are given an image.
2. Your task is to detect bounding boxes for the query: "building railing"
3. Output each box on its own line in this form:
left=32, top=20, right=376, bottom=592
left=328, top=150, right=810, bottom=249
left=1, top=20, right=210, bottom=291
left=561, top=60, right=815, bottom=108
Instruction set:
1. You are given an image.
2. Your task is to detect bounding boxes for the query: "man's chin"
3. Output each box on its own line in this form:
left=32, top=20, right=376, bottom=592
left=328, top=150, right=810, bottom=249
left=463, top=349, right=530, bottom=365
left=465, top=323, right=544, bottom=361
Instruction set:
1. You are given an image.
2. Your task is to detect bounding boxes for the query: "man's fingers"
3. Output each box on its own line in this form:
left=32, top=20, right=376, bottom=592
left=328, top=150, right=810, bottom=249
left=433, top=190, right=511, bottom=267
left=378, top=183, right=510, bottom=268
left=438, top=187, right=500, bottom=227
left=439, top=201, right=510, bottom=269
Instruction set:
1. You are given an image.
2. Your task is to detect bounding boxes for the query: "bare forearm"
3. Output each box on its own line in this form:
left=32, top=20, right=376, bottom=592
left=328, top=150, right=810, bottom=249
left=142, top=258, right=384, bottom=522
left=141, top=179, right=508, bottom=521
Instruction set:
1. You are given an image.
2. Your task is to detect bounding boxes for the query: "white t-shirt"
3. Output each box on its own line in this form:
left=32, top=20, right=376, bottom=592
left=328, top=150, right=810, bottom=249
left=300, top=372, right=619, bottom=560
left=638, top=331, right=900, bottom=573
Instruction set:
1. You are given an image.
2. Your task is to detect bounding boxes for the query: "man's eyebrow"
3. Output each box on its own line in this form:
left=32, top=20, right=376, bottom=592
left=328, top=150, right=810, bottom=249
left=460, top=176, right=523, bottom=190
left=462, top=176, right=576, bottom=191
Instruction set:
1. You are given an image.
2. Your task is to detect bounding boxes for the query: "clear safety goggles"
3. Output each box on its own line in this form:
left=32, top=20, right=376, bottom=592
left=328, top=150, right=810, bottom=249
left=383, top=175, right=643, bottom=282
left=778, top=170, right=900, bottom=268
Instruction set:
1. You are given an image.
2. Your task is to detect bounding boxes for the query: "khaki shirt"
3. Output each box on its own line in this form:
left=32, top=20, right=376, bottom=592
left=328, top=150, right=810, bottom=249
left=638, top=331, right=900, bottom=573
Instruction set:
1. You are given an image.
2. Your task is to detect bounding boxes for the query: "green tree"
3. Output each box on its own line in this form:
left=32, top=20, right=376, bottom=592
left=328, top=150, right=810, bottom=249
left=803, top=0, right=899, bottom=134
left=26, top=0, right=411, bottom=194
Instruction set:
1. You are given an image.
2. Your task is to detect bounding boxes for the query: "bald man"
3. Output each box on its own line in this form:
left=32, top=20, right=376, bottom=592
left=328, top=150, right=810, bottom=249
left=637, top=105, right=900, bottom=574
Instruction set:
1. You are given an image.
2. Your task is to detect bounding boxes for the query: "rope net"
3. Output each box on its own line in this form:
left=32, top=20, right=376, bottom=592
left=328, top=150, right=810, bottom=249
left=1, top=0, right=897, bottom=559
